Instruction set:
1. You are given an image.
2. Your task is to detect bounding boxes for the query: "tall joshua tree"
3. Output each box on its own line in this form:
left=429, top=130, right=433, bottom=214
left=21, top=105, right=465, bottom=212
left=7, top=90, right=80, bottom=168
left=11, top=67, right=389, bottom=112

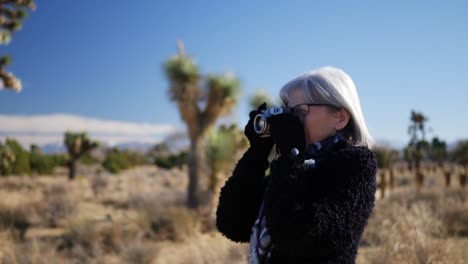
left=64, top=131, right=98, bottom=180
left=407, top=110, right=429, bottom=191
left=0, top=0, right=36, bottom=92
left=164, top=41, right=240, bottom=209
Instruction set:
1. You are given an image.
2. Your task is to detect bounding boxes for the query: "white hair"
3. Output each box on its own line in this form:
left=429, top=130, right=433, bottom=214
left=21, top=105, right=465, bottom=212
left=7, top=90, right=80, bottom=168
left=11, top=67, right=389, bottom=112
left=279, top=67, right=373, bottom=148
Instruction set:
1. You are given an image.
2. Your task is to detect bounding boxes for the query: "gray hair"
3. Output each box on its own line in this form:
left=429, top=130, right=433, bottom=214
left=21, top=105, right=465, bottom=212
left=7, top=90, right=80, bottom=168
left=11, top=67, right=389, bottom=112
left=279, top=67, right=373, bottom=148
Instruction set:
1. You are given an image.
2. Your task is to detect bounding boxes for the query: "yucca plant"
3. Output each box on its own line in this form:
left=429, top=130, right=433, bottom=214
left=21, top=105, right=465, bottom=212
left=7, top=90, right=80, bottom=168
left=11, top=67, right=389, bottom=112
left=3, top=138, right=29, bottom=175
left=164, top=41, right=240, bottom=209
left=249, top=90, right=275, bottom=110
left=0, top=142, right=15, bottom=175
left=64, top=131, right=98, bottom=180
left=0, top=0, right=36, bottom=92
left=407, top=110, right=430, bottom=191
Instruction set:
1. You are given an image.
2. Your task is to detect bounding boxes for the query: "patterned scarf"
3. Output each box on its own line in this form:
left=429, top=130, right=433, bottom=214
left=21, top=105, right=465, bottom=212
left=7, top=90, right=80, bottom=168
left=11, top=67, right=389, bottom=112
left=248, top=133, right=347, bottom=264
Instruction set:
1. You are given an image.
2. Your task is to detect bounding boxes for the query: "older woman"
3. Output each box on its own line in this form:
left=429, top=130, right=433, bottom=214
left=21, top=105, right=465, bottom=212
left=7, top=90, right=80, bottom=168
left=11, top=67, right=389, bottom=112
left=216, top=67, right=377, bottom=264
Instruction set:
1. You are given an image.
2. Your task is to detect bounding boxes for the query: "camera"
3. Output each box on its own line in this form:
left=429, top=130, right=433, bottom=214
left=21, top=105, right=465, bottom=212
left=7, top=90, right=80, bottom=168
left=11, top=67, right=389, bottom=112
left=253, top=106, right=290, bottom=136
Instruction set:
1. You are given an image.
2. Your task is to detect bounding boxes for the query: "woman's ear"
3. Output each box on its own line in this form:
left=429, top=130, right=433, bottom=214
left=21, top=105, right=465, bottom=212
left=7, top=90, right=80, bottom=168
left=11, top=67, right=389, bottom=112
left=335, top=109, right=350, bottom=130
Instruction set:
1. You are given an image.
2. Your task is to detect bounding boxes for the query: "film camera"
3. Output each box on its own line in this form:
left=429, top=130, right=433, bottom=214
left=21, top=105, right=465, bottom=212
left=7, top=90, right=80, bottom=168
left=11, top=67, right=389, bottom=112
left=253, top=106, right=291, bottom=137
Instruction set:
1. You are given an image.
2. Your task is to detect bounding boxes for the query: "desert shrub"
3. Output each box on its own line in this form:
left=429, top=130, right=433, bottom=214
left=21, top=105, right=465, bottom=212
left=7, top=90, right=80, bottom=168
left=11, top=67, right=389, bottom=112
left=103, top=148, right=148, bottom=173
left=122, top=241, right=159, bottom=264
left=372, top=146, right=399, bottom=169
left=1, top=238, right=62, bottom=264
left=40, top=184, right=77, bottom=227
left=80, top=152, right=99, bottom=165
left=136, top=204, right=200, bottom=242
left=125, top=150, right=149, bottom=165
left=59, top=218, right=126, bottom=259
left=49, top=153, right=69, bottom=167
left=4, top=138, right=30, bottom=175
left=30, top=146, right=56, bottom=175
left=439, top=190, right=468, bottom=236
left=442, top=206, right=468, bottom=236
left=154, top=151, right=188, bottom=169
left=90, top=174, right=108, bottom=196
left=0, top=143, right=15, bottom=176
left=0, top=203, right=30, bottom=240
left=102, top=149, right=132, bottom=173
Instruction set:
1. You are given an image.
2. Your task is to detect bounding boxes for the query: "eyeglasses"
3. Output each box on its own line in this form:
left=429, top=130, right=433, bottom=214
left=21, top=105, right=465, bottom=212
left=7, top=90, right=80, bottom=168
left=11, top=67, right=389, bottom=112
left=289, top=103, right=341, bottom=118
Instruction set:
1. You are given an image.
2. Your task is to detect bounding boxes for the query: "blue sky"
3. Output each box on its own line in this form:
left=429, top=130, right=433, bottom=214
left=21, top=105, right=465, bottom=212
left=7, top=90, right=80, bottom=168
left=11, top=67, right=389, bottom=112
left=0, top=0, right=467, bottom=148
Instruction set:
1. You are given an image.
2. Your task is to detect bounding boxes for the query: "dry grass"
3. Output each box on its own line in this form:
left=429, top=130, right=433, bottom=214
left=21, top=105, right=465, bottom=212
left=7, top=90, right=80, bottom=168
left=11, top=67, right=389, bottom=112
left=121, top=241, right=160, bottom=264
left=0, top=203, right=31, bottom=240
left=0, top=164, right=467, bottom=263
left=0, top=230, right=61, bottom=264
left=154, top=232, right=248, bottom=264
left=359, top=168, right=468, bottom=264
left=38, top=184, right=77, bottom=227
left=133, top=199, right=202, bottom=242
left=362, top=201, right=461, bottom=264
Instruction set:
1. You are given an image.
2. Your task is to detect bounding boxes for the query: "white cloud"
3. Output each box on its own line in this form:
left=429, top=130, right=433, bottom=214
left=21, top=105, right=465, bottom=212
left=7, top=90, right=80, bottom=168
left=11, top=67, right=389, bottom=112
left=0, top=113, right=179, bottom=147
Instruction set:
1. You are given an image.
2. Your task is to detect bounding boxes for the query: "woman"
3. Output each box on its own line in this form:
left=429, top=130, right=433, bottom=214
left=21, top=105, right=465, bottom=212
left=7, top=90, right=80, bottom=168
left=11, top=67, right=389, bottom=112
left=216, top=67, right=377, bottom=264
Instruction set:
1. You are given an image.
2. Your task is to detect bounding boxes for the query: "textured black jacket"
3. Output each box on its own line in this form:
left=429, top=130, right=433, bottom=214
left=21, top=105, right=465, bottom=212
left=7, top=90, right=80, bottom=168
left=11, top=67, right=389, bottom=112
left=216, top=142, right=377, bottom=263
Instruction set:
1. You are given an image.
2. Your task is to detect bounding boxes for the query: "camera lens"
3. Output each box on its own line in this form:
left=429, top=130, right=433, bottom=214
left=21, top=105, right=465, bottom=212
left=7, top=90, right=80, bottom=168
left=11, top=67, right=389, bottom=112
left=253, top=114, right=268, bottom=134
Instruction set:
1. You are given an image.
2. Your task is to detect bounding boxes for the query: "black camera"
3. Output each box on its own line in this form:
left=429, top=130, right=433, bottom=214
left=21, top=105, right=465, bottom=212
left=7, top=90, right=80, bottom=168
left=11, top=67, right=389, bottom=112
left=253, top=106, right=290, bottom=136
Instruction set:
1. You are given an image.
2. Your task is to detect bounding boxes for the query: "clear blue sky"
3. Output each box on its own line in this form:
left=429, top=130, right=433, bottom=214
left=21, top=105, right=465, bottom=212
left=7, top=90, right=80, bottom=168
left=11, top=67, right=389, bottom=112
left=1, top=0, right=467, bottom=147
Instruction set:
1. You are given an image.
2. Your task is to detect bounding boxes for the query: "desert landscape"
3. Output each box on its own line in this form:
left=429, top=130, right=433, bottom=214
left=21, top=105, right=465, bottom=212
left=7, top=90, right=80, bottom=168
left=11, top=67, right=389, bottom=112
left=0, top=162, right=467, bottom=263
left=1, top=1, right=467, bottom=263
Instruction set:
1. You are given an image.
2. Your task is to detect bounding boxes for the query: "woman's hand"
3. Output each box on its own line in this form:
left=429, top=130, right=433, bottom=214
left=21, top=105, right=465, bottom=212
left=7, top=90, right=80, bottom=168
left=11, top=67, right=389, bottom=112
left=244, top=103, right=274, bottom=157
left=268, top=112, right=306, bottom=156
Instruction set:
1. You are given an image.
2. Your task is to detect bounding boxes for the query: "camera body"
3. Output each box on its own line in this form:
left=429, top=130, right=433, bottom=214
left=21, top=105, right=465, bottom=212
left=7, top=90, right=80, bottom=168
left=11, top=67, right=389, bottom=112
left=253, top=106, right=290, bottom=136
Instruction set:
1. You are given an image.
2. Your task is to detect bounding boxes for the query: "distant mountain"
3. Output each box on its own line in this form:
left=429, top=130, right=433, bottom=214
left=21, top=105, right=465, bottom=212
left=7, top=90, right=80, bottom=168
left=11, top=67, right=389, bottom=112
left=114, top=142, right=154, bottom=152
left=448, top=139, right=465, bottom=151
left=373, top=138, right=465, bottom=152
left=40, top=143, right=67, bottom=154
left=40, top=141, right=155, bottom=154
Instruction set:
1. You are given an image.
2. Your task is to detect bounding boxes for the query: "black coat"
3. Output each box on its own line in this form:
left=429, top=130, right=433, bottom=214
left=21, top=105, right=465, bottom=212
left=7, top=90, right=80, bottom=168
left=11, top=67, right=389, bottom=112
left=216, top=142, right=377, bottom=264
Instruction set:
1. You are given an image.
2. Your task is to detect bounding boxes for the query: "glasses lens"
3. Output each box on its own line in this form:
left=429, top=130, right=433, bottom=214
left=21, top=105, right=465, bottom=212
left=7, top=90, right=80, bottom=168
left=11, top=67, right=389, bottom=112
left=293, top=105, right=308, bottom=117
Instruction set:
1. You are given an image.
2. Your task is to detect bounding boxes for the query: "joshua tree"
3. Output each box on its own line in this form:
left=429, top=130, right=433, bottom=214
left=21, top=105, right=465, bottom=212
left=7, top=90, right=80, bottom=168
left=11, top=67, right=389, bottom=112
left=64, top=131, right=98, bottom=180
left=373, top=146, right=398, bottom=198
left=204, top=124, right=247, bottom=223
left=4, top=138, right=29, bottom=175
left=407, top=110, right=430, bottom=191
left=430, top=137, right=449, bottom=185
left=206, top=124, right=247, bottom=193
left=249, top=90, right=275, bottom=110
left=451, top=140, right=468, bottom=188
left=164, top=41, right=240, bottom=209
left=0, top=0, right=36, bottom=92
left=431, top=137, right=448, bottom=166
left=0, top=142, right=15, bottom=175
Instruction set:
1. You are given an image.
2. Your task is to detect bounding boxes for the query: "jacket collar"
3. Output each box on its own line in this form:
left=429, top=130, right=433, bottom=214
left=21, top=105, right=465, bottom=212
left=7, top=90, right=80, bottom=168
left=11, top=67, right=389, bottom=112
left=304, top=133, right=348, bottom=159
